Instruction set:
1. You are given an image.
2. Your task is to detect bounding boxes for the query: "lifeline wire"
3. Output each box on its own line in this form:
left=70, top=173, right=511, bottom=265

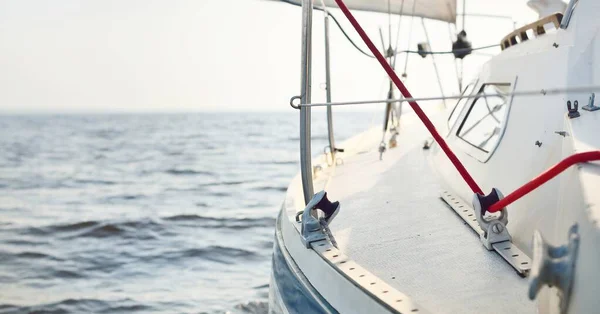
left=279, top=0, right=499, bottom=59
left=294, top=84, right=600, bottom=108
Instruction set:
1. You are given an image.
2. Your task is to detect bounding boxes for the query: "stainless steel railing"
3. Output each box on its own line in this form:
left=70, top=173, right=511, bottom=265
left=300, top=0, right=314, bottom=205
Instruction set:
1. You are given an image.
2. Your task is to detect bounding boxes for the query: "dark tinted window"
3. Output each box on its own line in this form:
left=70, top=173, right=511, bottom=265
left=457, top=84, right=510, bottom=153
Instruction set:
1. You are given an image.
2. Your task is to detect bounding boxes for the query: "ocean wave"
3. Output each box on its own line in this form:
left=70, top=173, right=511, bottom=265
left=16, top=251, right=63, bottom=261
left=234, top=301, right=269, bottom=314
left=164, top=169, right=215, bottom=176
left=250, top=186, right=287, bottom=192
left=209, top=191, right=230, bottom=197
left=163, top=214, right=275, bottom=230
left=159, top=245, right=259, bottom=264
left=73, top=179, right=117, bottom=186
left=102, top=194, right=146, bottom=202
left=220, top=180, right=251, bottom=186
left=1, top=298, right=151, bottom=314
left=0, top=250, right=63, bottom=264
left=18, top=219, right=164, bottom=240
left=0, top=113, right=375, bottom=313
left=250, top=160, right=296, bottom=165
left=51, top=269, right=86, bottom=279
left=195, top=179, right=255, bottom=188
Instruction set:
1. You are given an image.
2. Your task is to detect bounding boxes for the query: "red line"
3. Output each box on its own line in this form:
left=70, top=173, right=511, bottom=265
left=333, top=0, right=484, bottom=195
left=488, top=151, right=600, bottom=213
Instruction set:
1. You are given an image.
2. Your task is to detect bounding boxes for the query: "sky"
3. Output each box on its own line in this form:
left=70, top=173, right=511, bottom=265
left=0, top=0, right=539, bottom=113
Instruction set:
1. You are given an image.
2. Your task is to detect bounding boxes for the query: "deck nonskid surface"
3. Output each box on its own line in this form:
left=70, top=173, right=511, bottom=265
left=325, top=143, right=534, bottom=313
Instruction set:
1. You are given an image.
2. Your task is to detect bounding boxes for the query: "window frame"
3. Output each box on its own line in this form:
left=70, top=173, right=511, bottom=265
left=455, top=80, right=516, bottom=163
left=447, top=81, right=478, bottom=135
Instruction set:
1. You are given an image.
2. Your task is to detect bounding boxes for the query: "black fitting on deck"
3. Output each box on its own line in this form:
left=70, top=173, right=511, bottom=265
left=476, top=189, right=502, bottom=216
left=314, top=192, right=339, bottom=221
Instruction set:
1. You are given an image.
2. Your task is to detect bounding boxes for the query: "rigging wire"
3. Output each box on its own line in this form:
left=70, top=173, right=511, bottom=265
left=391, top=0, right=405, bottom=69
left=332, top=10, right=500, bottom=57
left=326, top=10, right=377, bottom=58
left=402, top=0, right=417, bottom=77
left=448, top=23, right=462, bottom=92
left=397, top=44, right=499, bottom=55
left=333, top=0, right=484, bottom=195
left=279, top=0, right=500, bottom=59
left=387, top=0, right=392, bottom=53
left=421, top=18, right=447, bottom=108
left=462, top=0, right=467, bottom=31
left=279, top=0, right=376, bottom=58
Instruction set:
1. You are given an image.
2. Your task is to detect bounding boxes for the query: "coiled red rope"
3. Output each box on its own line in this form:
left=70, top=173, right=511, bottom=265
left=487, top=151, right=600, bottom=212
left=333, top=0, right=483, bottom=195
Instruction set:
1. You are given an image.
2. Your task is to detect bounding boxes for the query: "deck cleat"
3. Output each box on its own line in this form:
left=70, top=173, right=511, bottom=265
left=299, top=191, right=340, bottom=248
left=529, top=224, right=580, bottom=314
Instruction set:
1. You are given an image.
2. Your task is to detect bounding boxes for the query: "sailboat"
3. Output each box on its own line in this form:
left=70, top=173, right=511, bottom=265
left=269, top=0, right=600, bottom=313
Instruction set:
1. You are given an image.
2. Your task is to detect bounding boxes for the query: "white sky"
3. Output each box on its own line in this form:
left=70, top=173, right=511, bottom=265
left=0, top=0, right=538, bottom=113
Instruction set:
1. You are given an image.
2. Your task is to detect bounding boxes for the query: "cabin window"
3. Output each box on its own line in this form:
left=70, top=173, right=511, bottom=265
left=457, top=83, right=511, bottom=153
left=448, top=83, right=476, bottom=129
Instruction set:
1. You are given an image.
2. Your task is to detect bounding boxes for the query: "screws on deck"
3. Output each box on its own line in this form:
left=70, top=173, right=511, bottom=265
left=567, top=100, right=580, bottom=119
left=492, top=223, right=504, bottom=234
left=535, top=141, right=542, bottom=147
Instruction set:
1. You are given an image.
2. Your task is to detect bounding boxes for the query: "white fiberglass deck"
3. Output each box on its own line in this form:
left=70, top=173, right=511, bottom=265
left=314, top=121, right=535, bottom=313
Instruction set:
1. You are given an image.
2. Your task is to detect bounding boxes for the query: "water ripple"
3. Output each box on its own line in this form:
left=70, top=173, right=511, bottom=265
left=0, top=112, right=373, bottom=314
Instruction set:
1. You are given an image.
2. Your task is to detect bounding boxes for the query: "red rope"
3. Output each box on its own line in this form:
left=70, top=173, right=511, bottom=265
left=487, top=151, right=600, bottom=213
left=333, top=0, right=484, bottom=195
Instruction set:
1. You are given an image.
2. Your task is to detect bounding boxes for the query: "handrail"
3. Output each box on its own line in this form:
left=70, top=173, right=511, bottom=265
left=300, top=0, right=314, bottom=205
left=500, top=13, right=563, bottom=50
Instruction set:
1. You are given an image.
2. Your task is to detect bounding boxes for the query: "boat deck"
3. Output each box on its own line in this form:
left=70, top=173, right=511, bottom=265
left=316, top=119, right=535, bottom=313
